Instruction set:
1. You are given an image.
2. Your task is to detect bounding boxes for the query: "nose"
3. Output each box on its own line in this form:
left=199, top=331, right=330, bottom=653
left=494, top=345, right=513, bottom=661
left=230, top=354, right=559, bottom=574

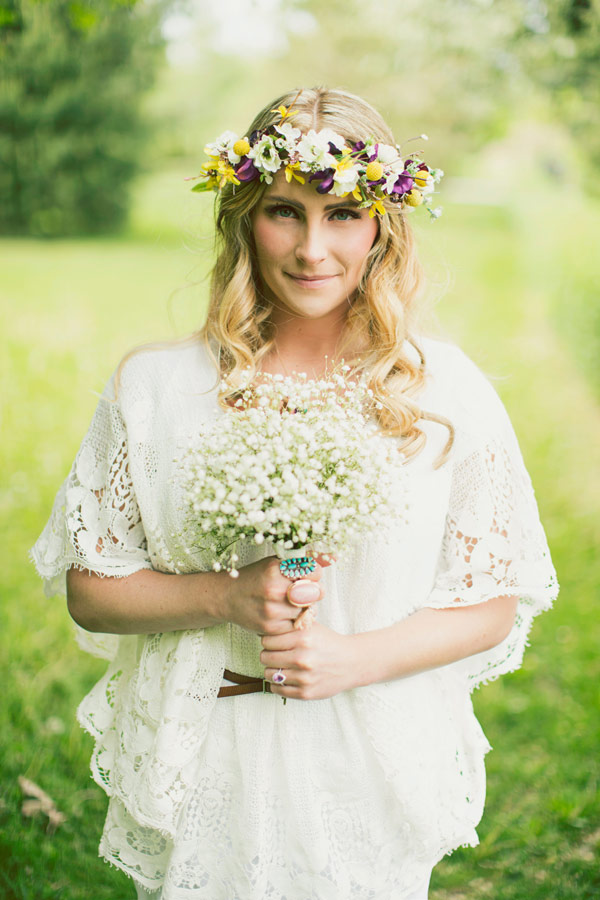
left=295, top=220, right=327, bottom=267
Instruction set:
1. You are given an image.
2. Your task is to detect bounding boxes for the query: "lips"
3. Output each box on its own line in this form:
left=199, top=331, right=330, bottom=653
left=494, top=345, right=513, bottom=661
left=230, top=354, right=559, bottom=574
left=285, top=273, right=338, bottom=283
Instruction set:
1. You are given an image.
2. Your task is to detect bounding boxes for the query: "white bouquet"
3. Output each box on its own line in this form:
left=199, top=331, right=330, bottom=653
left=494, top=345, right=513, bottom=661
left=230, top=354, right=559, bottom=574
left=177, top=369, right=408, bottom=579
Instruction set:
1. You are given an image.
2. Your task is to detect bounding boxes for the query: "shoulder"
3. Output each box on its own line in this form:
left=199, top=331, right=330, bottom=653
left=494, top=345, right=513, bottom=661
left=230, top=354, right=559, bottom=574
left=417, top=335, right=517, bottom=448
left=420, top=335, right=485, bottom=383
left=115, top=337, right=220, bottom=404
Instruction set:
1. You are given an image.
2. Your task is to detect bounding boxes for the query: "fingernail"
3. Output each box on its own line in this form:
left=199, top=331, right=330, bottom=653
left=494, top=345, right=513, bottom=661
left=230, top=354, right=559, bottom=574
left=289, top=582, right=320, bottom=606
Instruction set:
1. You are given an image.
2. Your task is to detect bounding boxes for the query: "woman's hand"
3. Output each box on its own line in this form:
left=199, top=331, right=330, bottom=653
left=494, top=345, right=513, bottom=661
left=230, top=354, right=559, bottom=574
left=260, top=593, right=520, bottom=699
left=260, top=622, right=357, bottom=700
left=223, top=556, right=323, bottom=635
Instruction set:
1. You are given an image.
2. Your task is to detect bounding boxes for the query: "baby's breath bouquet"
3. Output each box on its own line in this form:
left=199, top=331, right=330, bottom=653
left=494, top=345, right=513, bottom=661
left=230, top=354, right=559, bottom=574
left=178, top=369, right=408, bottom=578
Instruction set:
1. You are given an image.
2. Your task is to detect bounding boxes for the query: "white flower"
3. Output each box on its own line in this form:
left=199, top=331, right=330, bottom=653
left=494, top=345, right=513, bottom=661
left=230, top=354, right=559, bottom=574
left=296, top=129, right=339, bottom=171
left=205, top=130, right=240, bottom=163
left=205, top=130, right=238, bottom=154
left=384, top=171, right=400, bottom=193
left=248, top=135, right=283, bottom=174
left=176, top=370, right=409, bottom=576
left=274, top=121, right=302, bottom=152
left=376, top=143, right=399, bottom=165
left=331, top=164, right=360, bottom=195
left=362, top=137, right=377, bottom=155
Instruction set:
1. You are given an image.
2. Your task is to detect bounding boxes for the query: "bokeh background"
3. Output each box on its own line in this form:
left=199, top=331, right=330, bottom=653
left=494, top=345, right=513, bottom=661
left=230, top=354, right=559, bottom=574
left=1, top=1, right=599, bottom=897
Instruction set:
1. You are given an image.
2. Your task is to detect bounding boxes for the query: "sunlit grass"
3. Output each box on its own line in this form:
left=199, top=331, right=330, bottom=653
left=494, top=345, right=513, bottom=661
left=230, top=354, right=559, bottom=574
left=0, top=183, right=598, bottom=898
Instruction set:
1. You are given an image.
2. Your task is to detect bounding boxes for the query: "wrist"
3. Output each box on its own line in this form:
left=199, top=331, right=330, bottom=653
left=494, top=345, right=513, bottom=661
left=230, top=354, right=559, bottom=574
left=347, top=627, right=406, bottom=688
left=345, top=631, right=379, bottom=689
left=188, top=570, right=232, bottom=627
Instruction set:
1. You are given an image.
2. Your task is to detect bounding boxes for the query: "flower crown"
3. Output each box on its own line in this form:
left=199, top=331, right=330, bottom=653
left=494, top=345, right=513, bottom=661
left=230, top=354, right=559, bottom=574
left=189, top=102, right=443, bottom=219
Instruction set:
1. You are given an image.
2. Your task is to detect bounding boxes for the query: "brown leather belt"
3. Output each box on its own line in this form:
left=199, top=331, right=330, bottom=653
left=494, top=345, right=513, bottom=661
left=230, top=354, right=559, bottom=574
left=217, top=669, right=273, bottom=698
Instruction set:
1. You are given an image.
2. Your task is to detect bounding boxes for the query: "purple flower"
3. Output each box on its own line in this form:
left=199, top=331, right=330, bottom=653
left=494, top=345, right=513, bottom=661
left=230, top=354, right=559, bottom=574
left=309, top=169, right=335, bottom=193
left=351, top=141, right=371, bottom=162
left=405, top=159, right=428, bottom=172
left=391, top=172, right=414, bottom=195
left=235, top=158, right=260, bottom=182
left=368, top=142, right=379, bottom=162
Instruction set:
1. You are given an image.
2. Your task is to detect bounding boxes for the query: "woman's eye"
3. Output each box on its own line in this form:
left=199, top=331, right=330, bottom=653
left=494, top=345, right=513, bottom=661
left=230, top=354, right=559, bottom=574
left=266, top=205, right=297, bottom=219
left=330, top=208, right=360, bottom=221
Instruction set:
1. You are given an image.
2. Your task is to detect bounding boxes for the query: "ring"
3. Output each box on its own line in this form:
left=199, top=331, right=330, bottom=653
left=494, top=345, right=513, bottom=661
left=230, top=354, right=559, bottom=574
left=286, top=578, right=323, bottom=607
left=279, top=556, right=317, bottom=580
left=272, top=669, right=286, bottom=684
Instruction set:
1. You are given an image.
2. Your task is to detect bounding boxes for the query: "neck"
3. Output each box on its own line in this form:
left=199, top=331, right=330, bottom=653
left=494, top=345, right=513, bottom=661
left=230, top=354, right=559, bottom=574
left=267, top=308, right=349, bottom=377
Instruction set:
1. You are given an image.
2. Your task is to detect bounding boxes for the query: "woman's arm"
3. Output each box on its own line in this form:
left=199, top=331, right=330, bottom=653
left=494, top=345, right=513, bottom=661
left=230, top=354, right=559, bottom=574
left=349, top=593, right=519, bottom=686
left=66, top=558, right=323, bottom=637
left=260, top=594, right=519, bottom=699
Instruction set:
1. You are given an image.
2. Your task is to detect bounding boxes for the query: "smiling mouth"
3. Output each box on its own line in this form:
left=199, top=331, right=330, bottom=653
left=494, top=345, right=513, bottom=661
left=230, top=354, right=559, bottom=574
left=285, top=273, right=339, bottom=284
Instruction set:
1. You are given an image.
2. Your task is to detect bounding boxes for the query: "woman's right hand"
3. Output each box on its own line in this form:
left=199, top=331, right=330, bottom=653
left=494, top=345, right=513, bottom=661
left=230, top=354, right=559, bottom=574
left=65, top=554, right=331, bottom=637
left=223, top=556, right=324, bottom=635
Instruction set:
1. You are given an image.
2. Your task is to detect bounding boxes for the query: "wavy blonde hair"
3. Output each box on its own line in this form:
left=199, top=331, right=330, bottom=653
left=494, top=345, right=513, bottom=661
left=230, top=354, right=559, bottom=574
left=201, top=86, right=453, bottom=466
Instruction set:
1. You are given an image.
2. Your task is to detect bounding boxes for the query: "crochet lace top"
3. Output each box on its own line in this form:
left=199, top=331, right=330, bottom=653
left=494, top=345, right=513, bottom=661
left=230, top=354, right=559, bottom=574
left=31, top=336, right=558, bottom=900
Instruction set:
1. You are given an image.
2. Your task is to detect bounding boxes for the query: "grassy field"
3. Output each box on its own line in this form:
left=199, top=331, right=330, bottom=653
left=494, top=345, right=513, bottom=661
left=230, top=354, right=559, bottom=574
left=1, top=184, right=599, bottom=899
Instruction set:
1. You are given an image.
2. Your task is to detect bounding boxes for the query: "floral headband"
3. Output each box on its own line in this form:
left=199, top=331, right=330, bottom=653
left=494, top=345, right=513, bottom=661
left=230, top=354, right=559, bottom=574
left=189, top=102, right=443, bottom=219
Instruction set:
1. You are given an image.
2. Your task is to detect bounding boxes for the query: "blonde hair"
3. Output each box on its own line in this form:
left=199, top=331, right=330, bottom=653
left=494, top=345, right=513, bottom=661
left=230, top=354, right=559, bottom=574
left=202, top=86, right=453, bottom=466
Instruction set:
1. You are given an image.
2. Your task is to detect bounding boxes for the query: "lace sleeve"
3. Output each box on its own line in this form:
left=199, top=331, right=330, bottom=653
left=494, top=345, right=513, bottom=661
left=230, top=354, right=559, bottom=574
left=31, top=375, right=152, bottom=658
left=425, top=368, right=558, bottom=690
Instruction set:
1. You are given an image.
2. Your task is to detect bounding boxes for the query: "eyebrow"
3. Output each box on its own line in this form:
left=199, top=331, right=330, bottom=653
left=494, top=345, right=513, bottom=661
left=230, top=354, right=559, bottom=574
left=263, top=194, right=360, bottom=211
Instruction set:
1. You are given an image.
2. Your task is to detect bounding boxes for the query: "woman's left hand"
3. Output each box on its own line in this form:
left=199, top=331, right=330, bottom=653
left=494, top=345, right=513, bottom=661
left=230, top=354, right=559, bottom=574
left=260, top=622, right=359, bottom=700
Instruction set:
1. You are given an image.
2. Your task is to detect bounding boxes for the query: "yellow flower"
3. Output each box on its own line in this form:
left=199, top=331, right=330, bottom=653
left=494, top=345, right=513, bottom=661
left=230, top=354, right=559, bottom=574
left=202, top=155, right=220, bottom=173
left=366, top=161, right=384, bottom=181
left=404, top=188, right=423, bottom=207
left=233, top=138, right=251, bottom=156
left=214, top=159, right=240, bottom=188
left=352, top=186, right=363, bottom=202
left=285, top=163, right=305, bottom=184
left=335, top=157, right=355, bottom=174
left=368, top=198, right=387, bottom=217
left=413, top=169, right=430, bottom=188
left=272, top=104, right=297, bottom=120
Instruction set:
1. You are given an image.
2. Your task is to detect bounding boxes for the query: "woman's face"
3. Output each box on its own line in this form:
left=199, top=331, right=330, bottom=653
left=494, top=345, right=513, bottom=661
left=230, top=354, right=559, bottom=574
left=251, top=172, right=379, bottom=322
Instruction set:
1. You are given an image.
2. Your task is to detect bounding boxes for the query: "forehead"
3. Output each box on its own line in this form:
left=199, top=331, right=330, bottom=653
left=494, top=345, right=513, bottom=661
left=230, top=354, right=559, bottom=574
left=260, top=171, right=359, bottom=210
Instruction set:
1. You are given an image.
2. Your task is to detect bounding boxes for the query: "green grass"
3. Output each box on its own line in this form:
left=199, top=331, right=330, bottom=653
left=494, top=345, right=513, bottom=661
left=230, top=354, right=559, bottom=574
left=1, top=184, right=599, bottom=898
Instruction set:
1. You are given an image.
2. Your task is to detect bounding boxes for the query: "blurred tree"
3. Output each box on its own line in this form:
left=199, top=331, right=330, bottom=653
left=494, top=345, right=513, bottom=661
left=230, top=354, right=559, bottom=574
left=514, top=0, right=600, bottom=177
left=217, top=0, right=597, bottom=185
left=236, top=0, right=533, bottom=174
left=0, top=0, right=165, bottom=236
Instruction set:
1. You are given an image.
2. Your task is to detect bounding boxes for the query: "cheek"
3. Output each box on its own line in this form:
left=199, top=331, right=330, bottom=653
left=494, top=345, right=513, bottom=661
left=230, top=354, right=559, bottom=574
left=344, top=222, right=379, bottom=269
left=252, top=217, right=290, bottom=267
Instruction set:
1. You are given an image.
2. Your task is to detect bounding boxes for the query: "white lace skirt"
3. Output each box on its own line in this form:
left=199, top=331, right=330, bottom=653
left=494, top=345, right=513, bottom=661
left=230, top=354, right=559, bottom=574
left=134, top=869, right=433, bottom=900
left=100, top=684, right=458, bottom=900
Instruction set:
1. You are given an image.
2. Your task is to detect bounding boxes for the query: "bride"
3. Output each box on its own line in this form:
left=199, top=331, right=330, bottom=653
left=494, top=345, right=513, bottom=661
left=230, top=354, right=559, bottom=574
left=32, top=86, right=558, bottom=899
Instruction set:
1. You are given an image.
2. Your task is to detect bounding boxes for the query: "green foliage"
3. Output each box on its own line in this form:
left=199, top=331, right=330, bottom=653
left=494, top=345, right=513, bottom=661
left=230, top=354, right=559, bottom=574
left=512, top=0, right=600, bottom=185
left=176, top=0, right=599, bottom=193
left=0, top=0, right=165, bottom=236
left=245, top=0, right=531, bottom=175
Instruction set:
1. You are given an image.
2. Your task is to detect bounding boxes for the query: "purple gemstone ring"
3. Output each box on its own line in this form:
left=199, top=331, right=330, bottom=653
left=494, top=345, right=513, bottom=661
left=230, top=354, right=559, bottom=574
left=272, top=669, right=286, bottom=684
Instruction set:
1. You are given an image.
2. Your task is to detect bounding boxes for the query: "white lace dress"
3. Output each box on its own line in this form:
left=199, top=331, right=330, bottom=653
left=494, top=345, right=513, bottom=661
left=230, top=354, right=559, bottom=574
left=31, top=336, right=558, bottom=900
